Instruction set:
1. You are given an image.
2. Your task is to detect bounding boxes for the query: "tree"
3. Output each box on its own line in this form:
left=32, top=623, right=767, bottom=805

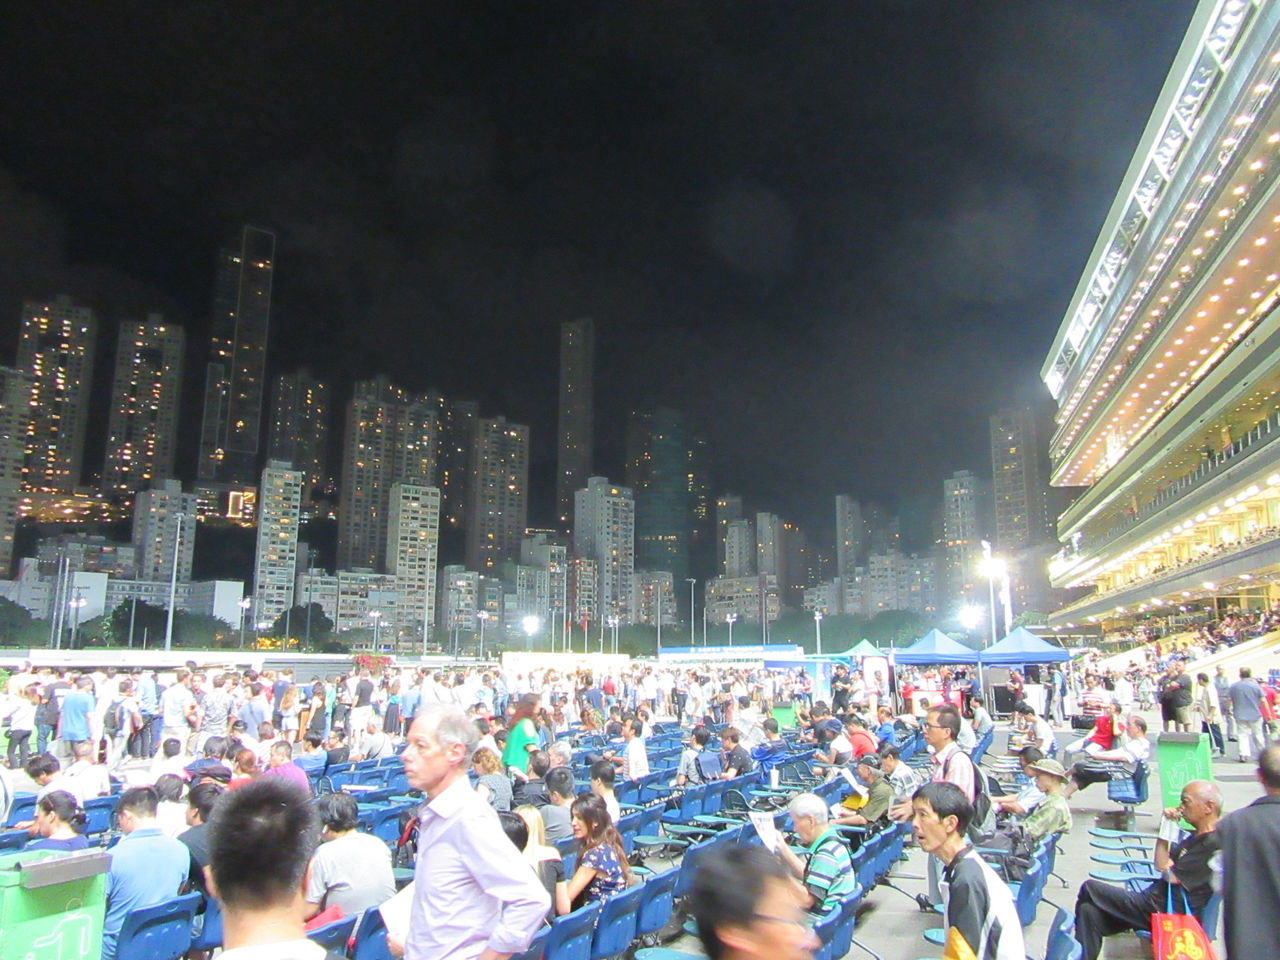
left=108, top=601, right=168, bottom=648
left=174, top=612, right=234, bottom=648
left=267, top=603, right=334, bottom=648
left=0, top=597, right=48, bottom=647
left=1012, top=610, right=1048, bottom=629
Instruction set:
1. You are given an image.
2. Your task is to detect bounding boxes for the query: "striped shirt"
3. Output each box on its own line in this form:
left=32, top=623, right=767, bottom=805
left=803, top=829, right=858, bottom=914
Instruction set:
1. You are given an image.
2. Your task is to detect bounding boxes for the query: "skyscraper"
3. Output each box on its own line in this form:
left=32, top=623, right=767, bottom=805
left=198, top=225, right=275, bottom=483
left=724, top=518, right=755, bottom=579
left=989, top=406, right=1051, bottom=550
left=574, top=477, right=635, bottom=621
left=715, top=494, right=744, bottom=571
left=102, top=315, right=184, bottom=495
left=133, top=479, right=199, bottom=583
left=627, top=407, right=691, bottom=589
left=386, top=481, right=440, bottom=650
left=337, top=376, right=439, bottom=572
left=0, top=367, right=33, bottom=576
left=835, top=495, right=865, bottom=583
left=555, top=318, right=594, bottom=528
left=942, top=470, right=982, bottom=611
left=465, top=416, right=530, bottom=571
left=16, top=295, right=97, bottom=492
left=267, top=369, right=331, bottom=494
left=254, top=461, right=303, bottom=624
left=430, top=394, right=478, bottom=530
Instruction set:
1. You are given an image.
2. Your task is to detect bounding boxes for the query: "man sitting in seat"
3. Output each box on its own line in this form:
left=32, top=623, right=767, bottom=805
left=305, top=792, right=395, bottom=920
left=1063, top=714, right=1151, bottom=798
left=991, top=746, right=1046, bottom=817
left=206, top=777, right=327, bottom=958
left=689, top=844, right=820, bottom=960
left=776, top=792, right=858, bottom=916
left=878, top=744, right=921, bottom=801
left=834, top=753, right=895, bottom=828
left=1073, top=779, right=1222, bottom=960
left=101, top=787, right=192, bottom=960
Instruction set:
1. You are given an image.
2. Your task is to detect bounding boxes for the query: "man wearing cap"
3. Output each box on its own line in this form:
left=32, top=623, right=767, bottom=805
left=1020, top=758, right=1073, bottom=842
left=834, top=753, right=894, bottom=827
left=812, top=718, right=852, bottom=772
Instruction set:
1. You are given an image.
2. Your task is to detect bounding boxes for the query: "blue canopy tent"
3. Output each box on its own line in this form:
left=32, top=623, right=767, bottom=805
left=978, top=627, right=1071, bottom=665
left=892, top=629, right=980, bottom=665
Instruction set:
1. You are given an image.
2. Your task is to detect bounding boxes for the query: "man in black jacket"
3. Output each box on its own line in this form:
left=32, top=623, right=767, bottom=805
left=1219, top=744, right=1280, bottom=960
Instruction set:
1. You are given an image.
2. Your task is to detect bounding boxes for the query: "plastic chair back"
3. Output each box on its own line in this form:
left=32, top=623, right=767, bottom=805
left=191, top=894, right=223, bottom=951
left=811, top=906, right=841, bottom=960
left=307, top=914, right=358, bottom=953
left=1014, top=856, right=1045, bottom=927
left=0, top=829, right=27, bottom=852
left=6, top=793, right=36, bottom=828
left=591, top=884, right=644, bottom=959
left=115, top=891, right=201, bottom=960
left=546, top=901, right=603, bottom=960
left=352, top=907, right=396, bottom=960
left=636, top=868, right=679, bottom=938
left=511, top=927, right=549, bottom=960
left=674, top=837, right=717, bottom=899
left=1200, top=891, right=1222, bottom=941
left=84, top=795, right=118, bottom=837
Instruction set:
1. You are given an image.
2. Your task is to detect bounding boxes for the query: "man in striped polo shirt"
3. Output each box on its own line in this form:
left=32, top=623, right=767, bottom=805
left=777, top=792, right=857, bottom=916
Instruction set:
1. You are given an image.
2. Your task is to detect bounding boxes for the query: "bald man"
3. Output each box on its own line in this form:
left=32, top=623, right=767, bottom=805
left=1074, top=779, right=1222, bottom=960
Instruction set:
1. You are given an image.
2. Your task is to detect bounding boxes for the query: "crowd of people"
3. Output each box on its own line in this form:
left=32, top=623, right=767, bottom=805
left=3, top=645, right=1280, bottom=960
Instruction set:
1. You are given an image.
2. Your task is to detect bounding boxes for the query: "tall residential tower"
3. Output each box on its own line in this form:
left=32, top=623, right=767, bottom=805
left=555, top=318, right=594, bottom=528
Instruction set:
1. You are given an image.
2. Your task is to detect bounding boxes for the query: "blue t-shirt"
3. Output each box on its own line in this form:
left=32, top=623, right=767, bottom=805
left=28, top=834, right=89, bottom=852
left=102, top=826, right=190, bottom=960
left=59, top=691, right=94, bottom=742
left=876, top=722, right=897, bottom=745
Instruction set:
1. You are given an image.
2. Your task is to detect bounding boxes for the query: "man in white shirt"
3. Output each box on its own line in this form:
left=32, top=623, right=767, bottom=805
left=49, top=741, right=111, bottom=803
left=621, top=720, right=650, bottom=781
left=159, top=669, right=198, bottom=751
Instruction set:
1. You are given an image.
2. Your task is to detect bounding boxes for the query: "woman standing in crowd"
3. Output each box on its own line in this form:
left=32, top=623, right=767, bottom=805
left=279, top=683, right=301, bottom=743
left=1, top=683, right=37, bottom=769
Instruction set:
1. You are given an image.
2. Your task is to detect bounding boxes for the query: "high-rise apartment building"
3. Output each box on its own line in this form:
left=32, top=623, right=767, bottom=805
left=1041, top=2, right=1280, bottom=631
left=198, top=225, right=275, bottom=483
left=555, top=318, right=594, bottom=528
left=574, top=477, right=635, bottom=621
left=253, top=461, right=303, bottom=624
left=521, top=532, right=568, bottom=630
left=990, top=406, right=1051, bottom=550
left=627, top=407, right=691, bottom=588
left=267, top=369, right=331, bottom=494
left=724, top=518, right=756, bottom=579
left=431, top=395, right=478, bottom=530
left=338, top=376, right=439, bottom=572
left=386, top=481, right=440, bottom=650
left=686, top=435, right=714, bottom=577
left=133, top=479, right=199, bottom=583
left=0, top=367, right=33, bottom=576
left=835, top=495, right=865, bottom=583
left=633, top=570, right=676, bottom=627
left=756, top=512, right=782, bottom=577
left=465, top=417, right=529, bottom=571
left=715, top=494, right=744, bottom=571
left=942, top=470, right=983, bottom=611
left=102, top=316, right=184, bottom=495
left=16, top=295, right=97, bottom=492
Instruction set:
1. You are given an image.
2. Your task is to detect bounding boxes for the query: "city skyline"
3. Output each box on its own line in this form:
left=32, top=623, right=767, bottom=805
left=0, top=3, right=1197, bottom=535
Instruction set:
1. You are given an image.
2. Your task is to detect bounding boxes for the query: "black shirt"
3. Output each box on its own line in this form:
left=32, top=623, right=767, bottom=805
left=723, top=744, right=753, bottom=776
left=179, top=823, right=211, bottom=892
left=1171, top=830, right=1222, bottom=912
left=355, top=679, right=375, bottom=707
left=325, top=746, right=350, bottom=768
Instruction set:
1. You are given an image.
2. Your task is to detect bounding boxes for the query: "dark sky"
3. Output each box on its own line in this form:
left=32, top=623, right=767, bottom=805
left=0, top=1, right=1197, bottom=541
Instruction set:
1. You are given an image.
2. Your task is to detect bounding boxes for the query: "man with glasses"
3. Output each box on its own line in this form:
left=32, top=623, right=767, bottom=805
left=689, top=844, right=819, bottom=960
left=1073, top=779, right=1222, bottom=960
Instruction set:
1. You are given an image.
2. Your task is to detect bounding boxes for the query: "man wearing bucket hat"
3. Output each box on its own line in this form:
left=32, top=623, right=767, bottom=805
left=834, top=753, right=894, bottom=827
left=1020, top=758, right=1073, bottom=842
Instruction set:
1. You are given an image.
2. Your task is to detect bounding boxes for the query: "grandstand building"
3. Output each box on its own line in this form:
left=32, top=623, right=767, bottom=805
left=1043, top=1, right=1280, bottom=628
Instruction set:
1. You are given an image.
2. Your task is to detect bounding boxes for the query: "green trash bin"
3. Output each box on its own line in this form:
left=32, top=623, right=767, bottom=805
left=1156, top=731, right=1214, bottom=810
left=772, top=701, right=798, bottom=731
left=0, top=848, right=111, bottom=960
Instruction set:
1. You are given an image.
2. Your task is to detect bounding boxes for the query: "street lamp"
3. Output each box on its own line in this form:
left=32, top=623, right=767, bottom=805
left=685, top=578, right=697, bottom=645
left=370, top=610, right=382, bottom=650
left=238, top=597, right=252, bottom=649
left=726, top=613, right=738, bottom=646
left=476, top=611, right=489, bottom=659
left=68, top=593, right=87, bottom=650
left=522, top=614, right=540, bottom=651
left=958, top=605, right=984, bottom=631
left=813, top=609, right=824, bottom=655
left=605, top=615, right=619, bottom=654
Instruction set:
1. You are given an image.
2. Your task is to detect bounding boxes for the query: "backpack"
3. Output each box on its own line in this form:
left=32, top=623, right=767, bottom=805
left=694, top=748, right=723, bottom=782
left=943, top=749, right=995, bottom=842
left=104, top=700, right=126, bottom=736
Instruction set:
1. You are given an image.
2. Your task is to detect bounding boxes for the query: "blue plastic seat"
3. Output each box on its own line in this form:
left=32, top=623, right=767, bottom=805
left=546, top=901, right=603, bottom=960
left=1107, top=760, right=1149, bottom=811
left=307, top=914, right=358, bottom=953
left=190, top=894, right=223, bottom=951
left=352, top=907, right=395, bottom=960
left=811, top=905, right=842, bottom=960
left=6, top=793, right=35, bottom=827
left=0, top=829, right=28, bottom=852
left=635, top=867, right=679, bottom=943
left=590, top=884, right=644, bottom=960
left=115, top=891, right=202, bottom=960
left=84, top=795, right=118, bottom=837
left=510, top=927, right=549, bottom=960
left=1045, top=906, right=1082, bottom=960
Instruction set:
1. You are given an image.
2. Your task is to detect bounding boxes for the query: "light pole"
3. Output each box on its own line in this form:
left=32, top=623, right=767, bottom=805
left=68, top=593, right=86, bottom=650
left=655, top=585, right=662, bottom=654
left=978, top=540, right=1007, bottom=699
left=814, top=609, right=824, bottom=655
left=726, top=613, right=738, bottom=647
left=685, top=578, right=697, bottom=645
left=238, top=597, right=252, bottom=648
left=605, top=616, right=618, bottom=654
left=163, top=511, right=185, bottom=652
left=476, top=611, right=489, bottom=660
left=370, top=610, right=382, bottom=650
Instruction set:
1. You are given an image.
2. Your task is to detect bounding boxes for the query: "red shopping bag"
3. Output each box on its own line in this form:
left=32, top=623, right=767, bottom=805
left=1151, top=885, right=1218, bottom=960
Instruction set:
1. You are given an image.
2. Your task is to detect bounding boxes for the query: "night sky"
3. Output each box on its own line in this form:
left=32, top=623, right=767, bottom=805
left=0, top=2, right=1197, bottom=542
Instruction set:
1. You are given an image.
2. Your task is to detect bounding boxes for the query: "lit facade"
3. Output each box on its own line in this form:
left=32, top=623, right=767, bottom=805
left=199, top=226, right=275, bottom=483
left=0, top=367, right=32, bottom=576
left=133, top=480, right=198, bottom=583
left=101, top=316, right=184, bottom=495
left=1042, top=1, right=1280, bottom=627
left=573, top=477, right=635, bottom=621
left=16, top=296, right=97, bottom=492
left=705, top=574, right=781, bottom=625
left=267, top=369, right=330, bottom=494
left=724, top=518, right=756, bottom=579
left=386, top=481, right=441, bottom=649
left=253, top=461, right=302, bottom=623
left=627, top=406, right=691, bottom=587
left=942, top=470, right=983, bottom=611
left=465, top=416, right=529, bottom=571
